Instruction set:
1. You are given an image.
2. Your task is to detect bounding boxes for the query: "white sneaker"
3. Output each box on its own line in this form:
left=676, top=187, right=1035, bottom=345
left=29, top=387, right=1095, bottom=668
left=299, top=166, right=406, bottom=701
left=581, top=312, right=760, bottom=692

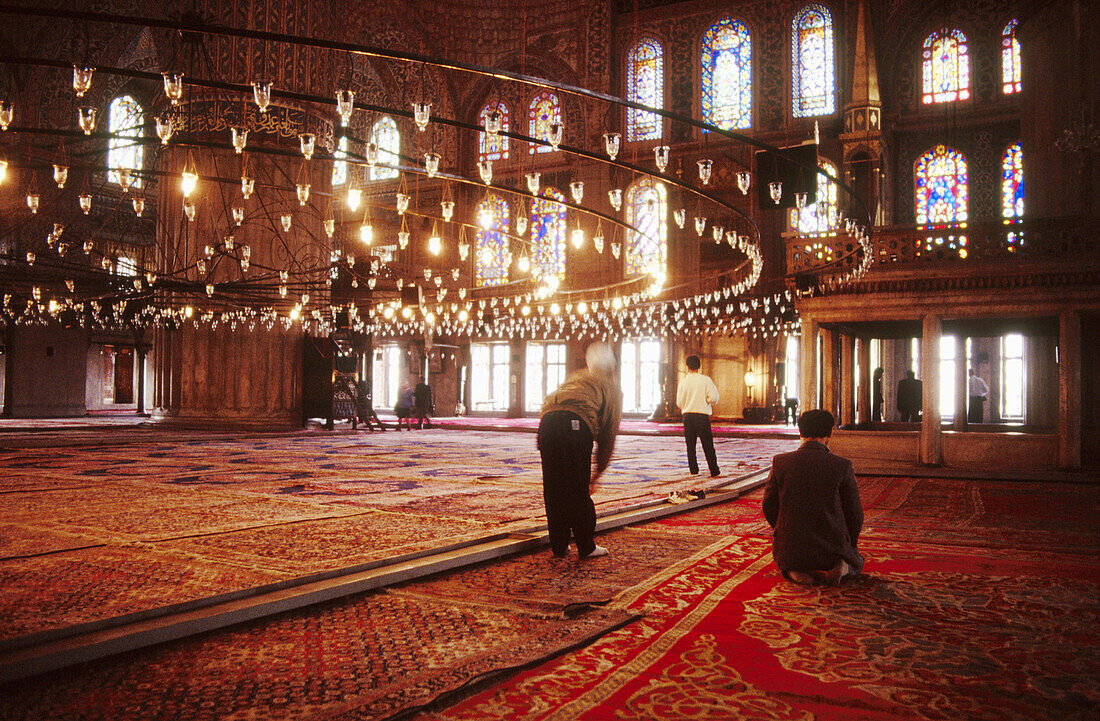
left=582, top=545, right=609, bottom=558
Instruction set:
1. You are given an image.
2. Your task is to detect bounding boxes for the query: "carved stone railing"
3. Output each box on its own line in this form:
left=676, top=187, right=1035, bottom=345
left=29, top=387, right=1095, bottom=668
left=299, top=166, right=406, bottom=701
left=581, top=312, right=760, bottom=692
left=786, top=217, right=1098, bottom=276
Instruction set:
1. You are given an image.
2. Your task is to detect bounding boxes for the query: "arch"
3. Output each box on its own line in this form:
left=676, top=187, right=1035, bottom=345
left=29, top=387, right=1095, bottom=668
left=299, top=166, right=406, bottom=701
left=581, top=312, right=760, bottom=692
left=531, top=188, right=566, bottom=283
left=479, top=101, right=510, bottom=162
left=790, top=158, right=839, bottom=235
left=369, top=116, right=399, bottom=181
left=475, top=195, right=511, bottom=287
left=626, top=36, right=664, bottom=141
left=792, top=4, right=835, bottom=118
left=915, top=145, right=968, bottom=224
left=528, top=90, right=561, bottom=154
left=701, top=17, right=753, bottom=130
left=921, top=28, right=970, bottom=104
left=625, top=178, right=667, bottom=275
left=1002, top=19, right=1021, bottom=94
left=107, top=95, right=144, bottom=187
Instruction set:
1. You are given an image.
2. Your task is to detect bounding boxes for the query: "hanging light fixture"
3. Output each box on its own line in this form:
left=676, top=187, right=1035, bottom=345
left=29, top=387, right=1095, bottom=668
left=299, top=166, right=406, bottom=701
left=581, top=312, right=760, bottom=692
left=53, top=164, right=68, bottom=189
left=336, top=89, right=355, bottom=126
left=428, top=225, right=442, bottom=255
left=117, top=168, right=134, bottom=192
left=398, top=230, right=410, bottom=249
left=412, top=101, right=431, bottom=131
left=296, top=183, right=311, bottom=205
left=769, top=182, right=783, bottom=205
left=571, top=228, right=585, bottom=249
left=298, top=133, right=315, bottom=159
left=323, top=218, right=335, bottom=238
left=515, top=204, right=529, bottom=236
left=365, top=142, right=378, bottom=166
left=608, top=188, right=622, bottom=211
left=526, top=172, right=540, bottom=195
left=359, top=221, right=373, bottom=245
left=232, top=205, right=245, bottom=225
left=697, top=158, right=713, bottom=185
left=570, top=181, right=584, bottom=203
left=156, top=115, right=174, bottom=145
left=241, top=245, right=251, bottom=272
left=241, top=176, right=254, bottom=199
left=162, top=72, right=183, bottom=105
left=441, top=199, right=455, bottom=221
left=548, top=121, right=564, bottom=149
left=72, top=66, right=94, bottom=97
left=458, top=240, right=469, bottom=260
left=77, top=106, right=97, bottom=135
left=673, top=208, right=686, bottom=229
left=694, top=217, right=707, bottom=236
left=181, top=154, right=198, bottom=198
left=280, top=213, right=292, bottom=232
left=424, top=151, right=441, bottom=177
left=231, top=126, right=248, bottom=154
left=0, top=158, right=7, bottom=183
left=794, top=192, right=808, bottom=209
left=0, top=99, right=12, bottom=130
left=132, top=195, right=145, bottom=217
left=654, top=145, right=670, bottom=172
left=603, top=132, right=621, bottom=160
left=252, top=80, right=273, bottom=113
left=395, top=193, right=410, bottom=214
left=484, top=109, right=503, bottom=135
left=346, top=186, right=361, bottom=210
left=224, top=235, right=235, bottom=251
left=182, top=197, right=196, bottom=221
left=736, top=171, right=752, bottom=195
left=478, top=159, right=493, bottom=185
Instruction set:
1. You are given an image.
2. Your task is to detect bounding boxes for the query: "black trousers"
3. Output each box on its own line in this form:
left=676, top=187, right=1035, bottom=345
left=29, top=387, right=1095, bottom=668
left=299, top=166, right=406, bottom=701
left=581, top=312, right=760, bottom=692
left=538, top=411, right=596, bottom=557
left=683, top=412, right=720, bottom=476
left=968, top=396, right=985, bottom=423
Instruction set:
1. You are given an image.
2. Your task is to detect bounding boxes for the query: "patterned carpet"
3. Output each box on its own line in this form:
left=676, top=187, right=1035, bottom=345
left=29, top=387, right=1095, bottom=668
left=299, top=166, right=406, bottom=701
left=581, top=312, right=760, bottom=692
left=0, top=430, right=797, bottom=640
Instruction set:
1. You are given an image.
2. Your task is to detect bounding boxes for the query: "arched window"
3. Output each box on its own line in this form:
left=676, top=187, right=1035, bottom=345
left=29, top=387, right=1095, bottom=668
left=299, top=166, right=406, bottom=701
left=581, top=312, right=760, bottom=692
left=369, top=116, right=399, bottom=181
left=332, top=135, right=348, bottom=186
left=625, top=178, right=667, bottom=275
left=528, top=91, right=561, bottom=154
left=921, top=28, right=970, bottom=104
left=1002, top=19, right=1021, bottom=94
left=790, top=159, right=839, bottom=235
left=107, top=95, right=143, bottom=187
left=531, top=188, right=566, bottom=282
left=627, top=37, right=664, bottom=141
left=1002, top=142, right=1023, bottom=220
left=792, top=4, right=835, bottom=118
left=915, top=145, right=968, bottom=224
left=701, top=18, right=753, bottom=130
left=479, top=101, right=509, bottom=162
left=475, top=195, right=510, bottom=287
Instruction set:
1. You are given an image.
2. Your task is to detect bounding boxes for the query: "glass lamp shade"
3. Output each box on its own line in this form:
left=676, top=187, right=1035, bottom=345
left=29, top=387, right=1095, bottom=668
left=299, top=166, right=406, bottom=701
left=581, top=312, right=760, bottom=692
left=360, top=224, right=373, bottom=245
left=365, top=143, right=378, bottom=166
left=231, top=126, right=248, bottom=154
left=280, top=213, right=292, bottom=232
left=428, top=235, right=442, bottom=255
left=206, top=283, right=214, bottom=297
left=183, top=198, right=196, bottom=221
left=654, top=145, right=670, bottom=172
left=252, top=80, right=273, bottom=113
left=53, top=164, right=68, bottom=189
left=398, top=231, right=410, bottom=249
left=156, top=115, right=174, bottom=144
left=296, top=183, right=311, bottom=205
left=181, top=170, right=198, bottom=198
left=335, top=89, right=355, bottom=125
left=611, top=241, right=621, bottom=259
left=323, top=219, right=335, bottom=237
left=548, top=121, right=564, bottom=149
left=77, top=106, right=96, bottom=135
left=441, top=200, right=454, bottom=221
left=396, top=193, right=410, bottom=214
left=697, top=158, right=713, bottom=185
left=603, top=132, right=621, bottom=160
left=162, top=73, right=183, bottom=105
left=594, top=230, right=605, bottom=253
left=298, top=133, right=315, bottom=159
left=769, top=181, right=783, bottom=204
left=458, top=241, right=469, bottom=261
left=570, top=228, right=584, bottom=249
left=694, top=217, right=707, bottom=236
left=794, top=192, right=808, bottom=209
left=712, top=225, right=724, bottom=243
left=346, top=187, right=362, bottom=210
left=673, top=208, right=686, bottom=229
left=232, top=205, right=245, bottom=225
left=412, top=101, right=431, bottom=131
left=0, top=159, right=6, bottom=182
left=515, top=213, right=528, bottom=236
left=570, top=181, right=584, bottom=203
left=72, top=66, right=94, bottom=97
left=816, top=199, right=829, bottom=219
left=79, top=193, right=93, bottom=214
left=117, top=168, right=134, bottom=191
left=424, top=152, right=441, bottom=177
left=83, top=240, right=93, bottom=254
left=608, top=188, right=622, bottom=211
left=25, top=251, right=35, bottom=265
left=0, top=99, right=13, bottom=130
left=224, top=235, right=235, bottom=251
left=484, top=110, right=503, bottom=135
left=204, top=244, right=215, bottom=259
left=478, top=159, right=493, bottom=185
left=132, top=196, right=145, bottom=217
left=517, top=254, right=530, bottom=273
left=736, top=171, right=752, bottom=195
left=525, top=172, right=540, bottom=195
left=241, top=176, right=254, bottom=199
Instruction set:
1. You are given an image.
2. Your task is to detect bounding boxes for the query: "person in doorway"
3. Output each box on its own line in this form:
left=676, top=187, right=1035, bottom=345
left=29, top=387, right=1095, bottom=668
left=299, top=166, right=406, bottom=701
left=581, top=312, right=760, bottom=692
left=393, top=380, right=415, bottom=430
left=762, top=409, right=864, bottom=586
left=872, top=367, right=884, bottom=422
left=413, top=380, right=433, bottom=429
left=896, top=370, right=922, bottom=422
left=538, top=342, right=622, bottom=559
left=967, top=367, right=989, bottom=424
left=675, top=355, right=721, bottom=477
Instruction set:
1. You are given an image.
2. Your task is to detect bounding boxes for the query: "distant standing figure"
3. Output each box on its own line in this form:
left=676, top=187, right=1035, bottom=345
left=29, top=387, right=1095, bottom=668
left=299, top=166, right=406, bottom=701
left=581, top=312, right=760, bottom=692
left=968, top=368, right=989, bottom=423
left=872, top=367, right=884, bottom=422
left=763, top=409, right=864, bottom=586
left=896, top=370, right=923, bottom=422
left=675, top=355, right=721, bottom=477
left=538, top=342, right=622, bottom=559
left=413, top=380, right=433, bottom=429
left=394, top=381, right=415, bottom=430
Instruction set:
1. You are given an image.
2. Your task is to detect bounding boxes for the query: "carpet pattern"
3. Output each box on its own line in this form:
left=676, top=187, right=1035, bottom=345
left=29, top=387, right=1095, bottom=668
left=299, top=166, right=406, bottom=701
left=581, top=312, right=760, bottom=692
left=0, top=430, right=797, bottom=640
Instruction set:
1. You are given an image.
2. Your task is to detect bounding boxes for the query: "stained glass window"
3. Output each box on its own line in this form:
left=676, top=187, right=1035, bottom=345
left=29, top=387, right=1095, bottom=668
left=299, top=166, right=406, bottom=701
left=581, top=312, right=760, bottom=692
left=369, top=116, right=399, bottom=181
left=475, top=195, right=510, bottom=287
left=332, top=135, right=348, bottom=186
left=915, top=145, right=968, bottom=224
left=627, top=37, right=663, bottom=141
left=792, top=4, right=835, bottom=117
left=479, top=101, right=509, bottom=162
left=790, top=159, right=839, bottom=235
left=922, top=29, right=970, bottom=104
left=1002, top=19, right=1021, bottom=94
left=107, top=96, right=143, bottom=187
left=531, top=188, right=566, bottom=282
left=625, top=178, right=667, bottom=275
left=701, top=18, right=752, bottom=130
left=1001, top=142, right=1023, bottom=219
left=528, top=91, right=561, bottom=154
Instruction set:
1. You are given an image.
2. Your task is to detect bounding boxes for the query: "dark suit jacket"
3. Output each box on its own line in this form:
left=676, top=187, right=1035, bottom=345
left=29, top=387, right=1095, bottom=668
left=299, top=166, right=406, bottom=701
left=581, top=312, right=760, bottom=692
left=897, top=377, right=922, bottom=416
left=762, top=441, right=864, bottom=574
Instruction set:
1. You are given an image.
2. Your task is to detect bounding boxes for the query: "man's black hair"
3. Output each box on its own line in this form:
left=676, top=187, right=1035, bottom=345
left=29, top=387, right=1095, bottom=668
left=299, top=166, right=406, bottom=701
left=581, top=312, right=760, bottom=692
left=686, top=355, right=701, bottom=370
left=798, top=409, right=835, bottom=438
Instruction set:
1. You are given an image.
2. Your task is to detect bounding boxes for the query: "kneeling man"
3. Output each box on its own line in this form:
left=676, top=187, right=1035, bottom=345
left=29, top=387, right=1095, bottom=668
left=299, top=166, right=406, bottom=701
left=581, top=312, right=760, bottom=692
left=763, top=409, right=864, bottom=586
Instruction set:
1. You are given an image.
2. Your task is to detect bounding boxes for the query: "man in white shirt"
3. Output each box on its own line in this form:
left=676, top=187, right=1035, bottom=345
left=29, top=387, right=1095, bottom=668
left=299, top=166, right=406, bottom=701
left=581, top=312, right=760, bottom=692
left=675, top=355, right=721, bottom=477
left=968, top=367, right=989, bottom=423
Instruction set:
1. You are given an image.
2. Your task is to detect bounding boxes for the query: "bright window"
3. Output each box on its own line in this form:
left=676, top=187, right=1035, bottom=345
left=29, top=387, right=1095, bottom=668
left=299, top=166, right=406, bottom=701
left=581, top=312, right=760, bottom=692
left=627, top=37, right=664, bottom=141
left=525, top=342, right=567, bottom=412
left=479, top=101, right=509, bottom=162
left=372, top=344, right=403, bottom=410
left=528, top=91, right=561, bottom=154
left=915, top=145, right=968, bottom=224
left=107, top=96, right=143, bottom=187
left=475, top=195, right=510, bottom=287
left=471, top=342, right=511, bottom=412
left=621, top=339, right=662, bottom=414
left=784, top=334, right=799, bottom=399
left=1002, top=19, right=1021, bottom=94
left=792, top=4, right=835, bottom=118
left=369, top=116, right=399, bottom=181
left=625, top=178, right=667, bottom=276
left=701, top=18, right=753, bottom=130
left=332, top=135, right=348, bottom=186
left=531, top=188, right=566, bottom=283
left=1001, top=334, right=1025, bottom=420
left=939, top=335, right=957, bottom=420
left=922, top=28, right=970, bottom=104
left=790, top=159, right=839, bottom=235
left=115, top=255, right=138, bottom=277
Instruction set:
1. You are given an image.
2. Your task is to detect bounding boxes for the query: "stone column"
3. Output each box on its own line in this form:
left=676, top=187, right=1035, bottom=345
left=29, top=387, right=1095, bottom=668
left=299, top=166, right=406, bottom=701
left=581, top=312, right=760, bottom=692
left=954, top=335, right=968, bottom=431
left=821, top=328, right=837, bottom=420
left=840, top=333, right=855, bottom=426
left=1059, top=311, right=1081, bottom=468
left=800, top=316, right=818, bottom=413
left=920, top=314, right=942, bottom=465
left=857, top=337, right=871, bottom=424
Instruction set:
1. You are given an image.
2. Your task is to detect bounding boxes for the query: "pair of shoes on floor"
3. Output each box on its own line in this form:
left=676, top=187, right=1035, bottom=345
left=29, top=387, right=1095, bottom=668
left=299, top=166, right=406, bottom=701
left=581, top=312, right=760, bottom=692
left=684, top=489, right=706, bottom=501
left=581, top=545, right=609, bottom=559
left=667, top=491, right=690, bottom=504
left=812, top=560, right=850, bottom=587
